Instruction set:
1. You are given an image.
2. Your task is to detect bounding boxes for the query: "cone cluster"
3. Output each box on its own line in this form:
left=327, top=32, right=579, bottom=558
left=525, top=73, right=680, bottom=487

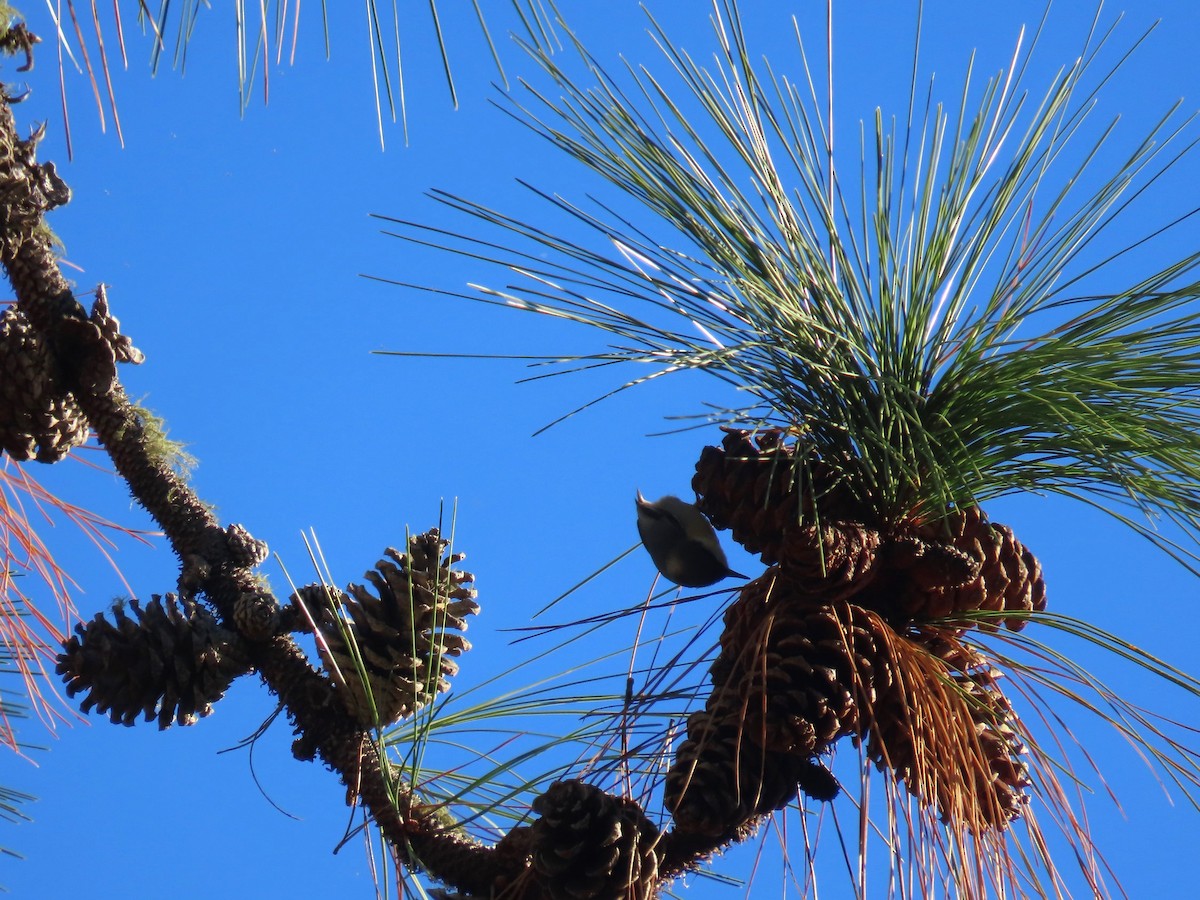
left=662, top=428, right=1045, bottom=838
left=291, top=529, right=479, bottom=728
left=56, top=593, right=251, bottom=728
left=694, top=429, right=1045, bottom=628
left=530, top=780, right=659, bottom=900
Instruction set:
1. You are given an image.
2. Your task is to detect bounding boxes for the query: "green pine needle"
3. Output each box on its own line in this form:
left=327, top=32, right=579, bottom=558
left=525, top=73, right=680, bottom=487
left=386, top=1, right=1200, bottom=566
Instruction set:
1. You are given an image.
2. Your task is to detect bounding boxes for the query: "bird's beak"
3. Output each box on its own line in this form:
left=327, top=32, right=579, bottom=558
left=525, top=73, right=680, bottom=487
left=635, top=489, right=648, bottom=507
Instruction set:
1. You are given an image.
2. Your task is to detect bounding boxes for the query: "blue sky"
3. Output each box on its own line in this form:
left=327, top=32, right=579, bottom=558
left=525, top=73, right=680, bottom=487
left=4, top=1, right=1200, bottom=897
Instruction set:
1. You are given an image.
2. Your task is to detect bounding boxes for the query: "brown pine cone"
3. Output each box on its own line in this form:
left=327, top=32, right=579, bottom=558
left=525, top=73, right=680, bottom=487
left=294, top=530, right=479, bottom=728
left=692, top=429, right=870, bottom=565
left=858, top=631, right=1033, bottom=829
left=0, top=305, right=88, bottom=461
left=880, top=509, right=1047, bottom=629
left=529, top=780, right=659, bottom=900
left=711, top=587, right=898, bottom=754
left=56, top=594, right=251, bottom=728
left=664, top=705, right=808, bottom=837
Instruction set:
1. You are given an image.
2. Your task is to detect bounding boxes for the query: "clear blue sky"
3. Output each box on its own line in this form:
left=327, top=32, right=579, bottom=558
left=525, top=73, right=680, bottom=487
left=4, top=1, right=1200, bottom=897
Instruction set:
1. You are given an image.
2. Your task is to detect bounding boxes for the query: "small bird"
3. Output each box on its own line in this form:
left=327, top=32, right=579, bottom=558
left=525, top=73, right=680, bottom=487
left=635, top=491, right=747, bottom=588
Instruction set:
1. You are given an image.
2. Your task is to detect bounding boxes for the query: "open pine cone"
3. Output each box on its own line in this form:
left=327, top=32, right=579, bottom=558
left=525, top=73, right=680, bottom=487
left=57, top=594, right=251, bottom=728
left=530, top=780, right=659, bottom=900
left=291, top=529, right=479, bottom=728
left=0, top=305, right=88, bottom=461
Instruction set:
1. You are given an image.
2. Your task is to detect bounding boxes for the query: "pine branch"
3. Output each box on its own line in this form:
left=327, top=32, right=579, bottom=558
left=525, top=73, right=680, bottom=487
left=0, top=89, right=521, bottom=896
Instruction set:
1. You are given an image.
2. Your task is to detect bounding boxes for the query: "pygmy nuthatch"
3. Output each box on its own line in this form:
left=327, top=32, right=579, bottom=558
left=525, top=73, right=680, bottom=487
left=635, top=491, right=747, bottom=588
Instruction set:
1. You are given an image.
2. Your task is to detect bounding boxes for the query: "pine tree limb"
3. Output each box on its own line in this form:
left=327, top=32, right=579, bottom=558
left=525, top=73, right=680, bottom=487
left=0, top=90, right=524, bottom=896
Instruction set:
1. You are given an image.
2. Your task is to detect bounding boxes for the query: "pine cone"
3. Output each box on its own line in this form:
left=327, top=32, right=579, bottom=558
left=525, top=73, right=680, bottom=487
left=880, top=509, right=1047, bottom=629
left=56, top=594, right=251, bottom=728
left=664, top=704, right=809, bottom=837
left=722, top=600, right=898, bottom=756
left=694, top=431, right=1046, bottom=629
left=693, top=429, right=880, bottom=597
left=711, top=563, right=887, bottom=696
left=89, top=285, right=144, bottom=366
left=712, top=579, right=889, bottom=750
left=784, top=521, right=882, bottom=601
left=294, top=529, right=479, bottom=728
left=225, top=522, right=269, bottom=568
left=796, top=758, right=840, bottom=802
left=855, top=631, right=1033, bottom=829
left=530, top=780, right=659, bottom=900
left=0, top=121, right=70, bottom=255
left=927, top=637, right=1032, bottom=826
left=233, top=589, right=280, bottom=641
left=706, top=590, right=1031, bottom=829
left=0, top=305, right=88, bottom=461
left=709, top=568, right=781, bottom=691
left=690, top=428, right=1041, bottom=832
